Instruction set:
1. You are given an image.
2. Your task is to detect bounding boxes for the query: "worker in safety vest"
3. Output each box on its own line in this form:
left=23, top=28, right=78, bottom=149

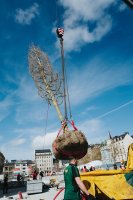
left=64, top=157, right=95, bottom=200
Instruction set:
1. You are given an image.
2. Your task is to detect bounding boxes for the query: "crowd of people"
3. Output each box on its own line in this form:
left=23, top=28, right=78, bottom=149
left=2, top=169, right=53, bottom=195
left=114, top=161, right=126, bottom=170
left=32, top=170, right=54, bottom=180
left=2, top=160, right=127, bottom=199
left=80, top=161, right=126, bottom=173
left=81, top=165, right=95, bottom=172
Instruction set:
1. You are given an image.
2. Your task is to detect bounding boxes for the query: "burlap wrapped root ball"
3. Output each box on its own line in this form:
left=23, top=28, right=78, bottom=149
left=52, top=130, right=88, bottom=160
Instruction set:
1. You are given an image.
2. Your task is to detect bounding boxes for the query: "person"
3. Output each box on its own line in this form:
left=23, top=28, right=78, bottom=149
left=39, top=171, right=44, bottom=179
left=120, top=162, right=125, bottom=170
left=17, top=173, right=23, bottom=185
left=82, top=166, right=88, bottom=172
left=17, top=173, right=21, bottom=182
left=113, top=163, right=117, bottom=170
left=3, top=173, right=8, bottom=194
left=47, top=171, right=53, bottom=176
left=33, top=170, right=38, bottom=180
left=106, top=165, right=109, bottom=170
left=20, top=174, right=25, bottom=185
left=89, top=166, right=95, bottom=171
left=64, top=157, right=94, bottom=200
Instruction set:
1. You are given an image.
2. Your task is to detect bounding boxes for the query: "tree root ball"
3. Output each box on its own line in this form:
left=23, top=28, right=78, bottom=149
left=52, top=130, right=88, bottom=160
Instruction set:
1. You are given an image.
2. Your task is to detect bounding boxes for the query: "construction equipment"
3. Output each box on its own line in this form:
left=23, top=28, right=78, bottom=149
left=80, top=143, right=133, bottom=199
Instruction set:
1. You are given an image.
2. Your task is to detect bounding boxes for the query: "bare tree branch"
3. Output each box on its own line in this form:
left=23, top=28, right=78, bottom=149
left=28, top=45, right=64, bottom=121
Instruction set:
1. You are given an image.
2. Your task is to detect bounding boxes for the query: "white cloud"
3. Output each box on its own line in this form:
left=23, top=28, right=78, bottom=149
left=32, top=131, right=58, bottom=149
left=78, top=118, right=106, bottom=143
left=10, top=138, right=26, bottom=146
left=81, top=106, right=97, bottom=116
left=0, top=135, right=3, bottom=141
left=29, top=118, right=105, bottom=146
left=77, top=100, right=133, bottom=144
left=68, top=58, right=133, bottom=106
left=14, top=75, right=48, bottom=124
left=0, top=127, right=43, bottom=160
left=0, top=97, right=13, bottom=122
left=15, top=3, right=39, bottom=25
left=15, top=104, right=45, bottom=124
left=119, top=3, right=127, bottom=11
left=14, top=127, right=45, bottom=136
left=1, top=142, right=34, bottom=160
left=80, top=119, right=103, bottom=133
left=0, top=74, right=47, bottom=125
left=57, top=0, right=116, bottom=52
left=16, top=76, right=39, bottom=102
left=97, top=99, right=133, bottom=119
left=32, top=121, right=105, bottom=148
left=14, top=74, right=61, bottom=125
left=61, top=16, right=112, bottom=52
left=5, top=74, right=18, bottom=85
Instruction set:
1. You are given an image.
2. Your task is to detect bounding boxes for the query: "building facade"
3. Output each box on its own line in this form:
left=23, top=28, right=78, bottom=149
left=111, top=132, right=133, bottom=162
left=14, top=160, right=35, bottom=176
left=101, top=132, right=133, bottom=164
left=3, top=160, right=35, bottom=177
left=3, top=163, right=15, bottom=177
left=0, top=152, right=5, bottom=173
left=78, top=144, right=101, bottom=165
left=35, top=149, right=53, bottom=173
left=101, top=140, right=114, bottom=164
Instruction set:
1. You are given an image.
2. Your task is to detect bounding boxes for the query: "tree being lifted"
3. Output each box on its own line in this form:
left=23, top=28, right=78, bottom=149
left=28, top=29, right=88, bottom=160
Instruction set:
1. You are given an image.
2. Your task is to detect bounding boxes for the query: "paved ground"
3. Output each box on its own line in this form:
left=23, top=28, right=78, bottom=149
left=0, top=176, right=65, bottom=200
left=0, top=185, right=65, bottom=200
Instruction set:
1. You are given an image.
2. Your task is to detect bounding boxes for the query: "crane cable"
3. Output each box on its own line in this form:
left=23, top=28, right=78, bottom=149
left=55, top=0, right=72, bottom=121
left=65, top=66, right=72, bottom=119
left=59, top=37, right=68, bottom=121
left=58, top=31, right=72, bottom=120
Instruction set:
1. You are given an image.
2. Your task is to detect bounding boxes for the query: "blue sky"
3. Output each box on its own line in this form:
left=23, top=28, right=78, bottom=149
left=0, top=0, right=133, bottom=160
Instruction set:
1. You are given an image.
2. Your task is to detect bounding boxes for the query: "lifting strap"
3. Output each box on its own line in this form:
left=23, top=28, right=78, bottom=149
left=56, top=120, right=78, bottom=138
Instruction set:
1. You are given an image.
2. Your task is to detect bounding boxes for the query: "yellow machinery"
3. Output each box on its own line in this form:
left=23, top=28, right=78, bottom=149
left=80, top=144, right=133, bottom=200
